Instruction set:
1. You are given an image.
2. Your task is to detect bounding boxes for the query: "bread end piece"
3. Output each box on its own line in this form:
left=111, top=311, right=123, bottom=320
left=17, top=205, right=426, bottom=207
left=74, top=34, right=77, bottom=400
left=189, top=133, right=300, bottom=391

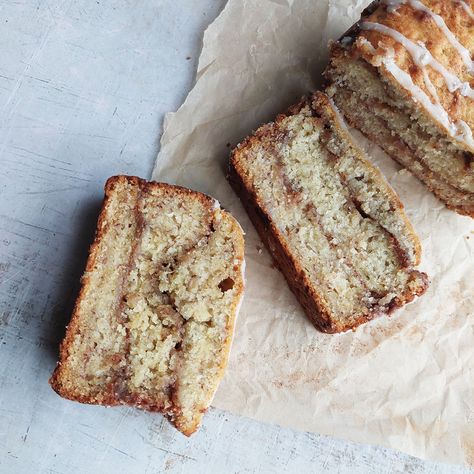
left=324, top=0, right=474, bottom=217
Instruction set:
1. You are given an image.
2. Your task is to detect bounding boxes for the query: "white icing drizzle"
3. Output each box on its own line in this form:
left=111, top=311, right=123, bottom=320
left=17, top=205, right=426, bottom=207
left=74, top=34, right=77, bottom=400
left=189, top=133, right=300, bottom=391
left=212, top=198, right=221, bottom=210
left=458, top=0, right=474, bottom=21
left=327, top=96, right=350, bottom=132
left=385, top=0, right=403, bottom=13
left=340, top=36, right=353, bottom=48
left=370, top=46, right=474, bottom=148
left=358, top=36, right=377, bottom=54
left=457, top=119, right=474, bottom=144
left=382, top=0, right=474, bottom=73
left=360, top=21, right=474, bottom=98
left=422, top=67, right=440, bottom=103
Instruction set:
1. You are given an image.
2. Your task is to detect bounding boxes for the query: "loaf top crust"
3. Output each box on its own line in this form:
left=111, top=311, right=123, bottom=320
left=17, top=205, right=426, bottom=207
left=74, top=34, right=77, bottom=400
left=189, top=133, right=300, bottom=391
left=330, top=0, right=474, bottom=152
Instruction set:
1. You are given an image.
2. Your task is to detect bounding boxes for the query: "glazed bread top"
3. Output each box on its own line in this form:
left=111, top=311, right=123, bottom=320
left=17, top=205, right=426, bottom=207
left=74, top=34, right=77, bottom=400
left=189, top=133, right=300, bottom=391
left=331, top=0, right=474, bottom=152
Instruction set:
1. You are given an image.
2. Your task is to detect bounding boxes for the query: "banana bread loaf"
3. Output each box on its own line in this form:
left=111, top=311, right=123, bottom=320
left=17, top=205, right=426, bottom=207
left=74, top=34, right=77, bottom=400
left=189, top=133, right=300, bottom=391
left=50, top=175, right=245, bottom=435
left=229, top=92, right=428, bottom=333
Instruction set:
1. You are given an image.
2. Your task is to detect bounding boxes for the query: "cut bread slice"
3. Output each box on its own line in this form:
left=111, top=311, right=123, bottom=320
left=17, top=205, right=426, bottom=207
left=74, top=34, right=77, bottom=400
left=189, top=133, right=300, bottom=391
left=50, top=176, right=245, bottom=435
left=229, top=92, right=428, bottom=333
left=325, top=0, right=474, bottom=217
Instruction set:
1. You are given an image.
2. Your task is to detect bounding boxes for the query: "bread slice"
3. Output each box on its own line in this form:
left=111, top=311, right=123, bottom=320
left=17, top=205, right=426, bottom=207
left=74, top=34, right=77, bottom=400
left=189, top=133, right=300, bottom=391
left=49, top=176, right=245, bottom=435
left=325, top=0, right=474, bottom=217
left=229, top=92, right=427, bottom=333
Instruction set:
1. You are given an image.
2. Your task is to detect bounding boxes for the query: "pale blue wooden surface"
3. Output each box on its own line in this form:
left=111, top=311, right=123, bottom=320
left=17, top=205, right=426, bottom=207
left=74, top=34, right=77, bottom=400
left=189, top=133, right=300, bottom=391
left=0, top=1, right=470, bottom=472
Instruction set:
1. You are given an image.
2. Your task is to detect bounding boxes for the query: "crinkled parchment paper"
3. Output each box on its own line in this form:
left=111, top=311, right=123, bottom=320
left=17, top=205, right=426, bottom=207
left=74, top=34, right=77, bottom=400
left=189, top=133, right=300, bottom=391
left=153, top=0, right=474, bottom=465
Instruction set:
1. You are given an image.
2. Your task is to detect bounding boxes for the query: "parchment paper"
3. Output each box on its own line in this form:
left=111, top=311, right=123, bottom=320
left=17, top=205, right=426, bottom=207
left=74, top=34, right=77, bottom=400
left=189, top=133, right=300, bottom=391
left=152, top=0, right=474, bottom=465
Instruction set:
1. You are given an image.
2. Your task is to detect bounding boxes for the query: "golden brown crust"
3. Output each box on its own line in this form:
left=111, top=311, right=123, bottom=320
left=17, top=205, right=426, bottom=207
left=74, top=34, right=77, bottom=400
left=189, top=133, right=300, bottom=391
left=49, top=175, right=245, bottom=436
left=229, top=93, right=427, bottom=333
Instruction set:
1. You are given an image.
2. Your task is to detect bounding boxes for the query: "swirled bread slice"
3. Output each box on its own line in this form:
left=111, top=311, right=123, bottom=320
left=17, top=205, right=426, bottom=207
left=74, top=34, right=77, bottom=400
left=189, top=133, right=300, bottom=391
left=50, top=176, right=245, bottom=435
left=325, top=0, right=474, bottom=217
left=229, top=92, right=427, bottom=333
